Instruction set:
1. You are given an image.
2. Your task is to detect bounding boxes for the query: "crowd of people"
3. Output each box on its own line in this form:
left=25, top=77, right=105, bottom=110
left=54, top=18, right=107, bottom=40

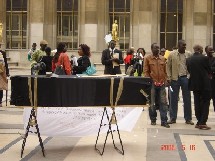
left=29, top=40, right=92, bottom=76
left=0, top=39, right=215, bottom=131
left=144, top=40, right=215, bottom=129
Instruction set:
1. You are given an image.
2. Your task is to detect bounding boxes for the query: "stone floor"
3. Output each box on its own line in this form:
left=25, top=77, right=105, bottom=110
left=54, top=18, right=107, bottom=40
left=0, top=69, right=215, bottom=161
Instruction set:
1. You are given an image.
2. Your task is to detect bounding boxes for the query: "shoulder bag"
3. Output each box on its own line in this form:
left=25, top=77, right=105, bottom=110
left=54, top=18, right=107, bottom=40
left=83, top=64, right=97, bottom=75
left=54, top=54, right=66, bottom=75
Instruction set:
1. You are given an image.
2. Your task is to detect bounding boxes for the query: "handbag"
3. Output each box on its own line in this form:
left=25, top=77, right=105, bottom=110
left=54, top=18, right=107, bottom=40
left=82, top=64, right=96, bottom=75
left=54, top=65, right=66, bottom=75
left=54, top=54, right=66, bottom=75
left=126, top=65, right=134, bottom=76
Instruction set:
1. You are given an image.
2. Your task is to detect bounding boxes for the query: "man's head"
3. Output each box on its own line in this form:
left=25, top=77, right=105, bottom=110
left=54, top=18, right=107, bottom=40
left=130, top=47, right=135, bottom=53
left=193, top=44, right=203, bottom=54
left=151, top=43, right=160, bottom=55
left=160, top=48, right=166, bottom=56
left=32, top=43, right=37, bottom=50
left=178, top=40, right=186, bottom=53
left=45, top=47, right=51, bottom=56
left=205, top=45, right=214, bottom=57
left=40, top=40, right=48, bottom=51
left=109, top=40, right=116, bottom=50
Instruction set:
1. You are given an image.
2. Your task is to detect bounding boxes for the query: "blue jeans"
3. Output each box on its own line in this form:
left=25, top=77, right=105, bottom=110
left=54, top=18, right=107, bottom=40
left=169, top=77, right=192, bottom=121
left=149, top=84, right=168, bottom=123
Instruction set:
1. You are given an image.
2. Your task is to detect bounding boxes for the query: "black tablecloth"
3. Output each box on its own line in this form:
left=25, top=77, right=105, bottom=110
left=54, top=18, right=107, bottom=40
left=10, top=75, right=151, bottom=107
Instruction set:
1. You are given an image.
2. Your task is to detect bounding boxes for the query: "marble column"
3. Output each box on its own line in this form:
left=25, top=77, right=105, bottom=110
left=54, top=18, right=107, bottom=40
left=96, top=0, right=109, bottom=51
left=44, top=0, right=56, bottom=49
left=29, top=0, right=46, bottom=48
left=131, top=0, right=154, bottom=52
left=193, top=0, right=208, bottom=49
left=79, top=0, right=98, bottom=51
left=184, top=0, right=211, bottom=51
left=206, top=0, right=213, bottom=46
left=0, top=0, right=6, bottom=49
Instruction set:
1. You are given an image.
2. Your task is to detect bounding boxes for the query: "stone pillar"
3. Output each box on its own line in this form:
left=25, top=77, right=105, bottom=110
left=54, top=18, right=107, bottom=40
left=184, top=0, right=211, bottom=51
left=44, top=0, right=56, bottom=49
left=151, top=0, right=159, bottom=45
left=184, top=0, right=194, bottom=51
left=29, top=0, right=46, bottom=48
left=131, top=0, right=153, bottom=52
left=206, top=0, right=213, bottom=46
left=130, top=0, right=139, bottom=48
left=96, top=0, right=109, bottom=51
left=0, top=0, right=6, bottom=50
left=193, top=0, right=208, bottom=49
left=79, top=0, right=98, bottom=51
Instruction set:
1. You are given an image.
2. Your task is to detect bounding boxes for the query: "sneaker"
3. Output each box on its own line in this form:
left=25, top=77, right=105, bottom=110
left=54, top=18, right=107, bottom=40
left=161, top=122, right=170, bottom=128
left=167, top=119, right=176, bottom=124
left=198, top=125, right=211, bottom=130
left=185, top=120, right=194, bottom=125
left=151, top=121, right=156, bottom=125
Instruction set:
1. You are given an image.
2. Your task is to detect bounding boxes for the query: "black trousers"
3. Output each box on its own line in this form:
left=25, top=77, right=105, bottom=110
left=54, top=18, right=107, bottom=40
left=193, top=90, right=211, bottom=125
left=0, top=90, right=3, bottom=104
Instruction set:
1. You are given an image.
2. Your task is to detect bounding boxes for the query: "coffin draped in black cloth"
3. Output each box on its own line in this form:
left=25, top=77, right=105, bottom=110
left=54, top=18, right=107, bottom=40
left=10, top=75, right=152, bottom=107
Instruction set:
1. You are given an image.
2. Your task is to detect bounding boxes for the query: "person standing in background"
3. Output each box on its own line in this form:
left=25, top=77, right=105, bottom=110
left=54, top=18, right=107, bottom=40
left=27, top=43, right=37, bottom=61
left=40, top=47, right=53, bottom=74
left=101, top=40, right=123, bottom=75
left=205, top=45, right=215, bottom=111
left=124, top=49, right=134, bottom=74
left=73, top=44, right=91, bottom=75
left=187, top=44, right=211, bottom=130
left=160, top=48, right=166, bottom=56
left=52, top=42, right=71, bottom=75
left=0, top=46, right=9, bottom=107
left=133, top=48, right=145, bottom=76
left=144, top=43, right=169, bottom=128
left=31, top=40, right=48, bottom=64
left=70, top=55, right=78, bottom=67
left=167, top=40, right=194, bottom=125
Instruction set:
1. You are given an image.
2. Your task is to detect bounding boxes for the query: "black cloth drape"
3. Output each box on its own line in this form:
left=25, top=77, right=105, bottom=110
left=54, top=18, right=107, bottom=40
left=10, top=75, right=151, bottom=107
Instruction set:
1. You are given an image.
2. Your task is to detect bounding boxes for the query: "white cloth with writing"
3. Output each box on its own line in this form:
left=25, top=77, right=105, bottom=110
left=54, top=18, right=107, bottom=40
left=23, top=107, right=142, bottom=137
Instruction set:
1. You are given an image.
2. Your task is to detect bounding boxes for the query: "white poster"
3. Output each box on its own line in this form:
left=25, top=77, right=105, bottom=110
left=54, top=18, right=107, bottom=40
left=23, top=107, right=142, bottom=137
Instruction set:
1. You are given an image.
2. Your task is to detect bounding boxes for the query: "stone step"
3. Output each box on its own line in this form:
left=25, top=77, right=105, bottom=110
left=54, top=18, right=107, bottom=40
left=8, top=61, right=18, bottom=66
left=6, top=57, right=11, bottom=61
left=9, top=66, right=29, bottom=70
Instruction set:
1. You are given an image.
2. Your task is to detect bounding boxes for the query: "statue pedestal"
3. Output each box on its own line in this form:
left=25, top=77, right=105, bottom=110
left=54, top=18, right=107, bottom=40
left=0, top=42, right=5, bottom=51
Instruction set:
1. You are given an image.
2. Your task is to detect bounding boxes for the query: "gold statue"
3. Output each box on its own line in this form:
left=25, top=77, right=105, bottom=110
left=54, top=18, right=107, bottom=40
left=0, top=23, right=3, bottom=42
left=112, top=20, right=119, bottom=41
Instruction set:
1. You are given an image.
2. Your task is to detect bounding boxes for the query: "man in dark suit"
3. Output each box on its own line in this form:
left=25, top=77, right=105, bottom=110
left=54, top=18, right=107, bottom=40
left=101, top=40, right=123, bottom=75
left=187, top=44, right=211, bottom=130
left=205, top=45, right=215, bottom=111
left=0, top=48, right=9, bottom=107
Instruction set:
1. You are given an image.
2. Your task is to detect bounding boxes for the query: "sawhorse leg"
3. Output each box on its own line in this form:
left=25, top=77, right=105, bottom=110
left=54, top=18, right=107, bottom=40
left=95, top=107, right=124, bottom=155
left=21, top=108, right=45, bottom=158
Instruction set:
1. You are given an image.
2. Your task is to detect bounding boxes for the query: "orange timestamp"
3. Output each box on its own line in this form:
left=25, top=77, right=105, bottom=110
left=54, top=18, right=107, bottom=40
left=160, top=144, right=196, bottom=151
